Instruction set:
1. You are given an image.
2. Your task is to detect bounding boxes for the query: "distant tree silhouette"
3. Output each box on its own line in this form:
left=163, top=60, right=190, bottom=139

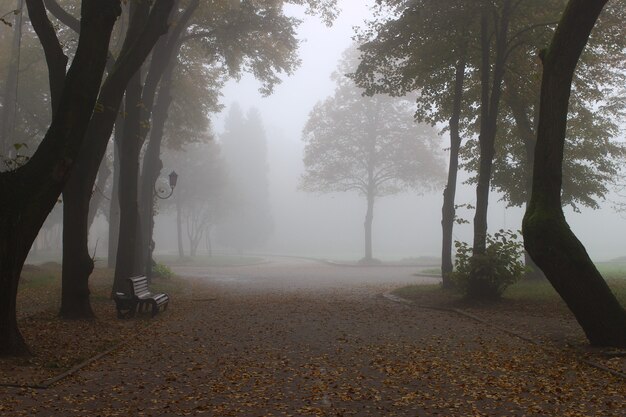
left=302, top=49, right=444, bottom=262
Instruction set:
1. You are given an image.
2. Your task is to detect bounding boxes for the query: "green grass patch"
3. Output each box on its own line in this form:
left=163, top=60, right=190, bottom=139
left=394, top=278, right=626, bottom=307
left=595, top=262, right=626, bottom=280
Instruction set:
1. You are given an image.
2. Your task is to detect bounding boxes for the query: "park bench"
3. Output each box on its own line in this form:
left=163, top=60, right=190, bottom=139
left=113, top=275, right=169, bottom=318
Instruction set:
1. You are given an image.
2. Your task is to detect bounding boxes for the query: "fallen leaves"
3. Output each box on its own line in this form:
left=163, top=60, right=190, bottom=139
left=0, top=264, right=624, bottom=416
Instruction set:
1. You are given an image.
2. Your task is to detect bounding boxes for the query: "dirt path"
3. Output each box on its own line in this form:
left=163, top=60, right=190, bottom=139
left=1, top=258, right=624, bottom=416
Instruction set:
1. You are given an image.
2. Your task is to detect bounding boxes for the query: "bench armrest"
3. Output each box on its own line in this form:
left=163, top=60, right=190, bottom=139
left=114, top=292, right=131, bottom=300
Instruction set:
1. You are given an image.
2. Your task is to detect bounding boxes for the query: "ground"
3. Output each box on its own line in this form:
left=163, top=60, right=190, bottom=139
left=0, top=257, right=624, bottom=416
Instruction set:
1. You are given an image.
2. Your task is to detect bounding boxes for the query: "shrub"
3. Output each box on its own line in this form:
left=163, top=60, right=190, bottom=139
left=152, top=263, right=173, bottom=279
left=452, top=230, right=526, bottom=300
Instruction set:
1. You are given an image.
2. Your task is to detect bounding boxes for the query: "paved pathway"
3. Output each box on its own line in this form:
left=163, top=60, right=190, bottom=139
left=1, top=258, right=624, bottom=416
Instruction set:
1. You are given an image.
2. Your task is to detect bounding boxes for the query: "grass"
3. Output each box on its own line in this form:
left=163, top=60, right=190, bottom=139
left=595, top=262, right=626, bottom=280
left=393, top=277, right=626, bottom=307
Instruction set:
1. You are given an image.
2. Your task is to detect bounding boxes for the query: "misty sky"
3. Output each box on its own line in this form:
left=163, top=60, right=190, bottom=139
left=193, top=1, right=626, bottom=261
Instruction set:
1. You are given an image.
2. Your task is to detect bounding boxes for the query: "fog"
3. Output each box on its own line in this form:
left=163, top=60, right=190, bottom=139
left=22, top=0, right=626, bottom=264
left=149, top=1, right=626, bottom=262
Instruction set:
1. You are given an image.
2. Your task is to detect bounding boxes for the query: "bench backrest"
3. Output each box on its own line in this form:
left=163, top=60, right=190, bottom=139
left=127, top=276, right=151, bottom=297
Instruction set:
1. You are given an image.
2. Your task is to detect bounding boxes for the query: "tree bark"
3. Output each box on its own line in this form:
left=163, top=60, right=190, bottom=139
left=113, top=68, right=144, bottom=293
left=523, top=0, right=626, bottom=347
left=60, top=176, right=95, bottom=319
left=441, top=52, right=466, bottom=288
left=0, top=0, right=120, bottom=356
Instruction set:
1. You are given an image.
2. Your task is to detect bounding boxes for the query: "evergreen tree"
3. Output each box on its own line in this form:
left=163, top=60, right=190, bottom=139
left=217, top=104, right=273, bottom=252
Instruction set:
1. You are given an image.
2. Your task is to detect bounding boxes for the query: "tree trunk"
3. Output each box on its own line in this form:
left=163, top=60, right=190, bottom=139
left=472, top=3, right=510, bottom=256
left=113, top=69, right=144, bottom=293
left=364, top=193, right=374, bottom=261
left=0, top=0, right=121, bottom=356
left=441, top=52, right=466, bottom=288
left=60, top=178, right=95, bottom=319
left=523, top=0, right=626, bottom=347
left=469, top=2, right=511, bottom=299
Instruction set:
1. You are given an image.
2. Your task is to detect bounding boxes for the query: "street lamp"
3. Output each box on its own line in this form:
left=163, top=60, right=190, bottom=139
left=148, top=170, right=178, bottom=280
left=155, top=170, right=178, bottom=199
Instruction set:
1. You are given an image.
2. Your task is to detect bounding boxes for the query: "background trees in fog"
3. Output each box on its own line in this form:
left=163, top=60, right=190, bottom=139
left=217, top=104, right=274, bottom=252
left=164, top=141, right=229, bottom=258
left=301, top=49, right=444, bottom=262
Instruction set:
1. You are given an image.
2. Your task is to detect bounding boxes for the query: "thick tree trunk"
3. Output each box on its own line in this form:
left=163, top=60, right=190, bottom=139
left=523, top=0, right=626, bottom=347
left=441, top=53, right=466, bottom=288
left=364, top=193, right=374, bottom=261
left=60, top=179, right=95, bottom=319
left=0, top=0, right=121, bottom=356
left=0, top=221, right=29, bottom=355
left=113, top=70, right=144, bottom=293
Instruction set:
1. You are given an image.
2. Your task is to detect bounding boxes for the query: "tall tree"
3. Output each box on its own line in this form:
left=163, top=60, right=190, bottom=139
left=217, top=105, right=274, bottom=252
left=523, top=0, right=626, bottom=347
left=0, top=0, right=121, bottom=356
left=302, top=50, right=444, bottom=261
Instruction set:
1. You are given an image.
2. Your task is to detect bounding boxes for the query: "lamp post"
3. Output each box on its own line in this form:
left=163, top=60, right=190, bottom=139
left=148, top=170, right=178, bottom=280
left=155, top=170, right=178, bottom=199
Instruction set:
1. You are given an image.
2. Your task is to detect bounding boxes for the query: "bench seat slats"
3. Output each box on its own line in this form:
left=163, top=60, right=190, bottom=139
left=113, top=275, right=170, bottom=318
